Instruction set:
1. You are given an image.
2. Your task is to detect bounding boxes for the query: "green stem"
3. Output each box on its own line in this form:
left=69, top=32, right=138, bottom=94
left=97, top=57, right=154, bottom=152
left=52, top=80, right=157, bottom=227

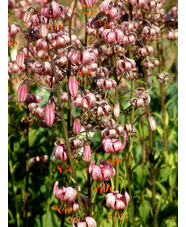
left=9, top=152, right=20, bottom=227
left=23, top=39, right=30, bottom=227
left=47, top=42, right=85, bottom=220
left=8, top=47, right=20, bottom=227
left=127, top=79, right=136, bottom=227
left=112, top=54, right=119, bottom=227
left=87, top=163, right=92, bottom=216
left=144, top=71, right=157, bottom=227
left=46, top=162, right=53, bottom=227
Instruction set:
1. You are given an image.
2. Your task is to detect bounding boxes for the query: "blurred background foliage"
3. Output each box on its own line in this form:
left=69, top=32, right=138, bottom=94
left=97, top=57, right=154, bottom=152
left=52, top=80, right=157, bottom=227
left=8, top=0, right=177, bottom=226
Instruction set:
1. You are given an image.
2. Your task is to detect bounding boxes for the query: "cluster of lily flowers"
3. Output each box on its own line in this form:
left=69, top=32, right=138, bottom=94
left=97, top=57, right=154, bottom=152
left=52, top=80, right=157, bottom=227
left=8, top=0, right=177, bottom=225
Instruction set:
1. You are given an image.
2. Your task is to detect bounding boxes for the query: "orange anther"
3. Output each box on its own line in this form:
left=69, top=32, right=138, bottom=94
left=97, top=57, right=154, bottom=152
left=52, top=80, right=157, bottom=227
left=113, top=216, right=115, bottom=221
left=95, top=186, right=98, bottom=192
left=109, top=214, right=112, bottom=219
left=82, top=10, right=85, bottom=16
left=59, top=25, right=63, bottom=30
left=49, top=25, right=52, bottom=31
left=120, top=158, right=122, bottom=163
left=100, top=188, right=103, bottom=194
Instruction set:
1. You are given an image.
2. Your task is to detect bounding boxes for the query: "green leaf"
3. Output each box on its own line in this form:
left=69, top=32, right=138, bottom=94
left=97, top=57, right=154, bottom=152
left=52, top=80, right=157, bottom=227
left=152, top=112, right=162, bottom=124
left=156, top=125, right=164, bottom=137
left=139, top=201, right=150, bottom=224
left=155, top=181, right=167, bottom=195
left=169, top=169, right=177, bottom=188
left=165, top=97, right=177, bottom=109
left=165, top=111, right=169, bottom=127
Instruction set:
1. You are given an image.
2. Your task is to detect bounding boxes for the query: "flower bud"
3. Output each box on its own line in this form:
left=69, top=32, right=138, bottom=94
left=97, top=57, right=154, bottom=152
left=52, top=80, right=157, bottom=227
left=44, top=104, right=55, bottom=126
left=68, top=76, right=78, bottom=98
left=73, top=119, right=81, bottom=135
left=40, top=24, right=48, bottom=38
left=17, top=83, right=27, bottom=103
left=113, top=103, right=120, bottom=119
left=83, top=142, right=91, bottom=163
left=148, top=116, right=156, bottom=131
left=22, top=10, right=31, bottom=23
left=16, top=51, right=25, bottom=68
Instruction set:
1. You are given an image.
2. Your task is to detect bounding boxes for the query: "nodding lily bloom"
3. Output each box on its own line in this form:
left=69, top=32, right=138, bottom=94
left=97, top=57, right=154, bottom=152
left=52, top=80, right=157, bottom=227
left=137, top=45, right=153, bottom=57
left=141, top=25, right=160, bottom=41
left=30, top=155, right=48, bottom=164
left=80, top=0, right=98, bottom=8
left=89, top=159, right=115, bottom=181
left=116, top=58, right=136, bottom=74
left=97, top=78, right=117, bottom=90
left=142, top=58, right=159, bottom=69
left=122, top=33, right=137, bottom=45
left=124, top=124, right=136, bottom=137
left=72, top=216, right=97, bottom=227
left=96, top=66, right=109, bottom=78
left=54, top=142, right=68, bottom=161
left=120, top=21, right=138, bottom=32
left=67, top=195, right=88, bottom=212
left=102, top=28, right=124, bottom=44
left=102, top=133, right=127, bottom=154
left=41, top=1, right=65, bottom=18
left=167, top=30, right=178, bottom=41
left=106, top=191, right=130, bottom=210
left=53, top=181, right=77, bottom=202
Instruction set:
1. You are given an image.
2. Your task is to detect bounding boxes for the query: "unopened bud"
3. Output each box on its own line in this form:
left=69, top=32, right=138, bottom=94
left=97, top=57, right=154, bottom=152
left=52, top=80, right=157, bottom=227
left=17, top=83, right=27, bottom=103
left=114, top=103, right=120, bottom=119
left=22, top=10, right=31, bottom=23
left=68, top=76, right=78, bottom=97
left=44, top=104, right=55, bottom=126
left=16, top=51, right=25, bottom=68
left=40, top=24, right=48, bottom=38
left=83, top=142, right=91, bottom=163
left=73, top=118, right=81, bottom=135
left=148, top=116, right=156, bottom=131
